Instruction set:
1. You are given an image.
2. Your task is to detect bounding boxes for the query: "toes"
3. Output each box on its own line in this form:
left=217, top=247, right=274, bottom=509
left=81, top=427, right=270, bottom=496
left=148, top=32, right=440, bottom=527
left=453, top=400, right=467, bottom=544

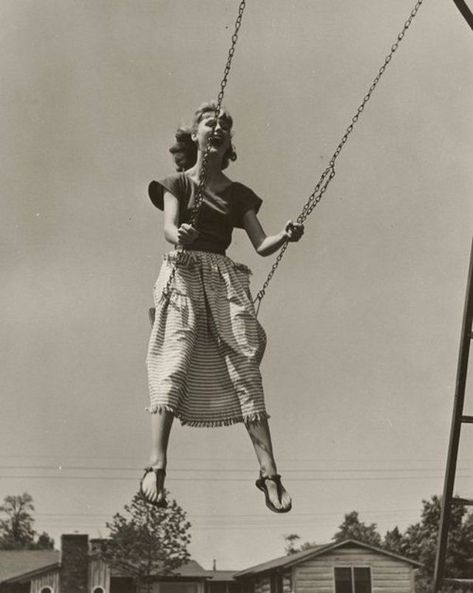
left=141, top=469, right=166, bottom=505
left=142, top=474, right=151, bottom=493
left=281, top=493, right=292, bottom=511
left=142, top=475, right=155, bottom=498
left=268, top=483, right=291, bottom=511
left=267, top=483, right=284, bottom=509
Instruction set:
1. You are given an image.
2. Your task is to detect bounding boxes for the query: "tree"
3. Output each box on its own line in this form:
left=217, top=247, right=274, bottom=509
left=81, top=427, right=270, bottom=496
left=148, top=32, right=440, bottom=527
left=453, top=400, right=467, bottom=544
left=0, top=493, right=35, bottom=549
left=0, top=493, right=53, bottom=550
left=383, top=526, right=404, bottom=555
left=299, top=540, right=318, bottom=552
left=333, top=511, right=382, bottom=547
left=284, top=534, right=300, bottom=555
left=391, top=496, right=473, bottom=593
left=33, top=532, right=55, bottom=550
left=99, top=491, right=192, bottom=593
left=283, top=534, right=317, bottom=555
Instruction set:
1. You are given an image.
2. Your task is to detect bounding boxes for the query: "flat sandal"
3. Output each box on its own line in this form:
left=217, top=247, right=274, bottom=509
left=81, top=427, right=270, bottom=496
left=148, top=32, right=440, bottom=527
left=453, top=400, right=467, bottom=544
left=140, top=466, right=168, bottom=508
left=255, top=473, right=292, bottom=514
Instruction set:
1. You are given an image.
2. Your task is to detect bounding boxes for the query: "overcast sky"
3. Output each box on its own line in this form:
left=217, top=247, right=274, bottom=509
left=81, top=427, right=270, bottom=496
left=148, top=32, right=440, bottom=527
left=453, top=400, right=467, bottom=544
left=1, top=0, right=473, bottom=570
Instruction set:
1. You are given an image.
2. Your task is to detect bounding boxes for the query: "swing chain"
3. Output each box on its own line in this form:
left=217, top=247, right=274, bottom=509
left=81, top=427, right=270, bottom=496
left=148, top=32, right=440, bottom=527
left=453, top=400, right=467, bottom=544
left=330, top=0, right=424, bottom=166
left=161, top=0, right=247, bottom=303
left=217, top=1, right=247, bottom=109
left=296, top=163, right=336, bottom=225
left=253, top=0, right=425, bottom=312
left=190, top=0, right=247, bottom=228
left=254, top=163, right=336, bottom=308
left=254, top=241, right=290, bottom=315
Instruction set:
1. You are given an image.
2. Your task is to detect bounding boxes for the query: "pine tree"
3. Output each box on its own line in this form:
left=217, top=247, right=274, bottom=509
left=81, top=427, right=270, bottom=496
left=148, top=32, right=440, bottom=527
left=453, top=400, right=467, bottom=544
left=99, top=492, right=192, bottom=592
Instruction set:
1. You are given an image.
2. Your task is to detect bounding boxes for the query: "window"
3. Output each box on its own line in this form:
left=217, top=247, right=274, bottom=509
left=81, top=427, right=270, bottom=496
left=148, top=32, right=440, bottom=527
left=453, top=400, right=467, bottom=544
left=40, top=588, right=53, bottom=593
left=92, top=588, right=105, bottom=593
left=334, top=567, right=371, bottom=593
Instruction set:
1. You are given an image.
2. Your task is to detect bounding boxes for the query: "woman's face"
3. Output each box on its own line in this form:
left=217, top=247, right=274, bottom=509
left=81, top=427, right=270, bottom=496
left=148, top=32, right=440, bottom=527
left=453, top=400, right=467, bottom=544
left=192, top=111, right=232, bottom=159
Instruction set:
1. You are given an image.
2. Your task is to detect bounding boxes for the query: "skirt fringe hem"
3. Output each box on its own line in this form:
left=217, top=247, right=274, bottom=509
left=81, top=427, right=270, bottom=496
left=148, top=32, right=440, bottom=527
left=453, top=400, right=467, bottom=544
left=145, top=404, right=269, bottom=428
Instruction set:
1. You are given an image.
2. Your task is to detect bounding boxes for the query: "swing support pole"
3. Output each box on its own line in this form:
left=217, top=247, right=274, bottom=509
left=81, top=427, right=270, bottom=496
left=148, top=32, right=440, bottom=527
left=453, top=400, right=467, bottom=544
left=452, top=0, right=473, bottom=30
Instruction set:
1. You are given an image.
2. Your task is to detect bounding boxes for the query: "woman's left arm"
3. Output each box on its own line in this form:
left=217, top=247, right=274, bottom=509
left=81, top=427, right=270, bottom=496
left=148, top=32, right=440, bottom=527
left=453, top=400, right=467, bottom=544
left=243, top=209, right=304, bottom=257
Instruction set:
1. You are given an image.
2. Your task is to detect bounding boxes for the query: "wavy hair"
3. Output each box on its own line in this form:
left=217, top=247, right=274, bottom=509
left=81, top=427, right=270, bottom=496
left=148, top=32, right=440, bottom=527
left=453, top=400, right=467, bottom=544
left=169, top=101, right=237, bottom=171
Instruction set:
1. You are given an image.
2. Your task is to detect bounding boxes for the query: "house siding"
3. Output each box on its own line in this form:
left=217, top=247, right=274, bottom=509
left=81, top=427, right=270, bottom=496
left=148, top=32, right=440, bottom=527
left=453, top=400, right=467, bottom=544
left=31, top=571, right=60, bottom=593
left=282, top=574, right=291, bottom=593
left=254, top=576, right=270, bottom=593
left=139, top=582, right=205, bottom=593
left=252, top=573, right=291, bottom=593
left=89, top=559, right=110, bottom=592
left=293, top=547, right=414, bottom=593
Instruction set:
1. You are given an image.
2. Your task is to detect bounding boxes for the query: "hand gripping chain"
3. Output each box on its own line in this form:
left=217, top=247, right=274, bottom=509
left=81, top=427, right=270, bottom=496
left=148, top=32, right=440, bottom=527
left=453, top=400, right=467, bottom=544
left=160, top=1, right=247, bottom=304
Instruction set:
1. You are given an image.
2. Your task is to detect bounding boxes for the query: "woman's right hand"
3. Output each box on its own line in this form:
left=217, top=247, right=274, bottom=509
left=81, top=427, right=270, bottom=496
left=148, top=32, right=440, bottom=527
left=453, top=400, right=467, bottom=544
left=177, top=223, right=199, bottom=246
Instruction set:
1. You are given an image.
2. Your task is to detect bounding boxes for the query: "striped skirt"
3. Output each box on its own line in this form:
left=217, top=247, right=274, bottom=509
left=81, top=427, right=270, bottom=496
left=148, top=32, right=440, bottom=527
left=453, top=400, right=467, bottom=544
left=146, top=250, right=268, bottom=427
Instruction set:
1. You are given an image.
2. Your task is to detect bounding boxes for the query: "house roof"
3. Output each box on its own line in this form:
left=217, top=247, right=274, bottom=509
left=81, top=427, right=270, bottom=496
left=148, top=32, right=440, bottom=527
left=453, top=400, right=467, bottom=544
left=200, top=570, right=239, bottom=582
left=234, top=539, right=422, bottom=577
left=173, top=560, right=213, bottom=577
left=0, top=550, right=60, bottom=583
left=175, top=564, right=238, bottom=581
left=109, top=559, right=238, bottom=580
left=0, top=551, right=238, bottom=584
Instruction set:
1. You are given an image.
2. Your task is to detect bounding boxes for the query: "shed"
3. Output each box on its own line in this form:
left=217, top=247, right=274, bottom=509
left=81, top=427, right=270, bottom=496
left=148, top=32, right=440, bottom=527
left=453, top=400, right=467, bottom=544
left=234, top=539, right=422, bottom=593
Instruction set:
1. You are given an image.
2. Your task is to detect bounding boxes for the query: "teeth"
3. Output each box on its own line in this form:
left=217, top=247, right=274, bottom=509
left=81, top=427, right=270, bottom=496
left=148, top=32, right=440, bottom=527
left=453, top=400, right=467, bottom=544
left=210, top=136, right=223, bottom=146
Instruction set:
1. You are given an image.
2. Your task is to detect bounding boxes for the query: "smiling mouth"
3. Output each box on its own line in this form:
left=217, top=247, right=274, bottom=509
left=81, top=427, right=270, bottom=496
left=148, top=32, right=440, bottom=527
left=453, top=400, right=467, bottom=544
left=209, top=135, right=224, bottom=147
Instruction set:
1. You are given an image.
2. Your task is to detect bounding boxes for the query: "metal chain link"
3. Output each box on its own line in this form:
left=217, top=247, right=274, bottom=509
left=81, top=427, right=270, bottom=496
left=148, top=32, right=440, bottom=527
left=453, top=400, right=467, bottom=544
left=254, top=0, right=425, bottom=310
left=190, top=0, right=247, bottom=227
left=160, top=0, right=247, bottom=303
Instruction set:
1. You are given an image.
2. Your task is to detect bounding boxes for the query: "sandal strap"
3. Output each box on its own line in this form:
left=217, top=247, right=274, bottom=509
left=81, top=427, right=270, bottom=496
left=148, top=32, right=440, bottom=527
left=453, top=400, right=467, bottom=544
left=259, top=473, right=281, bottom=484
left=143, top=466, right=166, bottom=476
left=140, top=467, right=168, bottom=508
left=256, top=473, right=291, bottom=513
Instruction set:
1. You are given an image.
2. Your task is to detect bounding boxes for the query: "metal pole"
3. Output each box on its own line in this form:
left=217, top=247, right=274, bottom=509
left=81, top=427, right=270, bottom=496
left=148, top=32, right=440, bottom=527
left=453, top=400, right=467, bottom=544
left=452, top=0, right=473, bottom=30
left=433, top=238, right=473, bottom=592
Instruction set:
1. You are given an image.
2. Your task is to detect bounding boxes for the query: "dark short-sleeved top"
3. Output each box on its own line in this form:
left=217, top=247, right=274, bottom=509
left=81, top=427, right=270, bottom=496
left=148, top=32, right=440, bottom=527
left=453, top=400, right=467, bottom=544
left=148, top=173, right=262, bottom=255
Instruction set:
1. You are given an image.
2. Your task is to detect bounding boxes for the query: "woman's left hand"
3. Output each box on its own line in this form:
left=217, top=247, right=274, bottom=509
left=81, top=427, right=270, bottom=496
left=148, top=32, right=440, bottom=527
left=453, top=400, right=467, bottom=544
left=284, top=221, right=304, bottom=242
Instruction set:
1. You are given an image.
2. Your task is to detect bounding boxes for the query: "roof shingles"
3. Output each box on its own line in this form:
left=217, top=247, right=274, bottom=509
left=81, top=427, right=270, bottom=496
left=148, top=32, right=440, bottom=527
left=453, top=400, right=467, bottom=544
left=0, top=550, right=60, bottom=582
left=234, top=540, right=422, bottom=577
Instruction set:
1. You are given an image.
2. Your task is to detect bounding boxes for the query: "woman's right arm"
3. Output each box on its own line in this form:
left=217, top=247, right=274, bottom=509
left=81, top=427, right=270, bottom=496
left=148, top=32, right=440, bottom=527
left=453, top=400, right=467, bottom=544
left=163, top=191, right=180, bottom=245
left=163, top=191, right=199, bottom=246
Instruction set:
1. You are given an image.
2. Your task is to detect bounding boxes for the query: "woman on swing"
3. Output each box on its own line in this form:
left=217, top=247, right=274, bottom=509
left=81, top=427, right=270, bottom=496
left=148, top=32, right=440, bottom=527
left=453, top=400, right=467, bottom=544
left=141, top=101, right=304, bottom=513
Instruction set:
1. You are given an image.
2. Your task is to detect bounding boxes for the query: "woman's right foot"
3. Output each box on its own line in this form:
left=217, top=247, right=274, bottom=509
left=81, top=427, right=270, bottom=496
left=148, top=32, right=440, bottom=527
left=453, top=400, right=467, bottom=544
left=140, top=466, right=167, bottom=508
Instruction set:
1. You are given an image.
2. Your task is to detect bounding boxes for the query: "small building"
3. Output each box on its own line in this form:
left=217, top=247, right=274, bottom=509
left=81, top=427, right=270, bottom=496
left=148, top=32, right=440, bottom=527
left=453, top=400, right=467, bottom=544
left=0, top=549, right=60, bottom=593
left=0, top=534, right=241, bottom=593
left=234, top=539, right=422, bottom=593
left=0, top=535, right=422, bottom=593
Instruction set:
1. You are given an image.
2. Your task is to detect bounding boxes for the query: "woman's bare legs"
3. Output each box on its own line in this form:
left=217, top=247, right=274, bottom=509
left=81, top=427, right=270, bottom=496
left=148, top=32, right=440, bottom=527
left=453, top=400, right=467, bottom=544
left=141, top=411, right=290, bottom=510
left=246, top=418, right=291, bottom=512
left=140, top=410, right=174, bottom=504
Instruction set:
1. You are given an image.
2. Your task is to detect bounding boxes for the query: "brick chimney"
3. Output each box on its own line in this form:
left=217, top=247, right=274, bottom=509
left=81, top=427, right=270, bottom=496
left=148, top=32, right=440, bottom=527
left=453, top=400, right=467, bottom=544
left=60, top=534, right=89, bottom=593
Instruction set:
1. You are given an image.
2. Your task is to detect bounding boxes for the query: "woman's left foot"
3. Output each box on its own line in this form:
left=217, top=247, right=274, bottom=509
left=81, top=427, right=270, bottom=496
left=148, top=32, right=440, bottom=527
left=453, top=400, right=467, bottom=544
left=255, top=473, right=292, bottom=513
left=140, top=466, right=168, bottom=508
